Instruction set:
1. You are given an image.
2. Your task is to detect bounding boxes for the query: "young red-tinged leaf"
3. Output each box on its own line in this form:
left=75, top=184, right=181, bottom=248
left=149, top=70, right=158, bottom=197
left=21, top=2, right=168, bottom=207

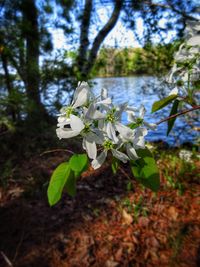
left=167, top=100, right=179, bottom=135
left=151, top=94, right=178, bottom=113
left=47, top=162, right=71, bottom=206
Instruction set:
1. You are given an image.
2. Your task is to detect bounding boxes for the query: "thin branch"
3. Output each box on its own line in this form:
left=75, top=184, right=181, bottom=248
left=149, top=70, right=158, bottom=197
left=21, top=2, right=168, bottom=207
left=84, top=0, right=123, bottom=76
left=0, top=251, right=13, bottom=267
left=144, top=1, right=198, bottom=21
left=40, top=148, right=74, bottom=156
left=119, top=166, right=131, bottom=180
left=157, top=105, right=200, bottom=125
left=13, top=231, right=25, bottom=263
left=77, top=0, right=93, bottom=73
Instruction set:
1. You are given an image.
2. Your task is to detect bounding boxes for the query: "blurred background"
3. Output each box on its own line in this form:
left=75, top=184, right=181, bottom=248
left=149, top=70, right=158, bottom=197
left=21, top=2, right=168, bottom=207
left=0, top=1, right=200, bottom=267
left=0, top=0, right=199, bottom=143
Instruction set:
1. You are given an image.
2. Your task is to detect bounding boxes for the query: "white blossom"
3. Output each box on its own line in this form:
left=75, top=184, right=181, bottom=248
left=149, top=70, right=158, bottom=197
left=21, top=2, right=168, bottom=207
left=56, top=81, right=156, bottom=169
left=91, top=137, right=129, bottom=170
left=179, top=149, right=193, bottom=162
left=127, top=105, right=157, bottom=130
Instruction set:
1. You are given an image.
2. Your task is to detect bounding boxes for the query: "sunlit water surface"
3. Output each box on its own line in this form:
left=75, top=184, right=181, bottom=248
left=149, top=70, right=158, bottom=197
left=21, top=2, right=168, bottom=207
left=91, top=76, right=199, bottom=146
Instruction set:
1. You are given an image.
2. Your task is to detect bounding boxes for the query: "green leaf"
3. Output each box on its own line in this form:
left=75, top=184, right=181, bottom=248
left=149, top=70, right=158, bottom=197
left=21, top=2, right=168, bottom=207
left=127, top=181, right=133, bottom=191
left=65, top=170, right=76, bottom=197
left=167, top=100, right=179, bottom=135
left=130, top=148, right=160, bottom=192
left=151, top=94, right=177, bottom=113
left=47, top=162, right=71, bottom=206
left=69, top=153, right=88, bottom=173
left=111, top=157, right=119, bottom=174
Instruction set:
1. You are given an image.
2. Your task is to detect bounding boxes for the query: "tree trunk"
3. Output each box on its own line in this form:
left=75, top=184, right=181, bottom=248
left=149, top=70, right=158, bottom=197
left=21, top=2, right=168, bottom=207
left=21, top=0, right=48, bottom=122
left=76, top=0, right=93, bottom=78
left=77, top=0, right=123, bottom=80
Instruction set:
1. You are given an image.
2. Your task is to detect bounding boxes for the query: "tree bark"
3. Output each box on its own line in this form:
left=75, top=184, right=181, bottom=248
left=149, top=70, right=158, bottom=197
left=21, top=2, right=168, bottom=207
left=21, top=0, right=48, bottom=122
left=77, top=0, right=93, bottom=77
left=78, top=0, right=123, bottom=79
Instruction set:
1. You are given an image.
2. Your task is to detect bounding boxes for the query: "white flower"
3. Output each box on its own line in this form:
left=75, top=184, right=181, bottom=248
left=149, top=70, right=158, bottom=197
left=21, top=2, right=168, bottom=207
left=95, top=88, right=112, bottom=106
left=127, top=105, right=157, bottom=130
left=98, top=103, right=129, bottom=143
left=115, top=123, right=147, bottom=160
left=169, top=87, right=179, bottom=96
left=179, top=149, right=193, bottom=162
left=167, top=20, right=200, bottom=89
left=72, top=81, right=91, bottom=108
left=56, top=81, right=157, bottom=170
left=91, top=138, right=129, bottom=170
left=57, top=110, right=102, bottom=159
left=57, top=82, right=92, bottom=125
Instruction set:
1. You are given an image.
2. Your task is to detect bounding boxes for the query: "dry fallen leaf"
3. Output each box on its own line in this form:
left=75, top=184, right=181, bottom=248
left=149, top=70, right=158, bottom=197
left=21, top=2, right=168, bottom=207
left=168, top=206, right=178, bottom=221
left=138, top=216, right=150, bottom=227
left=122, top=209, right=133, bottom=225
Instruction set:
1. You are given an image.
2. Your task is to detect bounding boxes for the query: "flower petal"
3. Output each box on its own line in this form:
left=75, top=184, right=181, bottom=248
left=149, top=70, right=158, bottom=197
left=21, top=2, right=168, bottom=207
left=82, top=138, right=86, bottom=150
left=134, top=135, right=145, bottom=148
left=133, top=128, right=147, bottom=148
left=126, top=143, right=139, bottom=160
left=187, top=35, right=200, bottom=46
left=70, top=114, right=84, bottom=132
left=139, top=105, right=145, bottom=119
left=115, top=102, right=128, bottom=119
left=72, top=88, right=88, bottom=108
left=127, top=111, right=136, bottom=123
left=56, top=128, right=79, bottom=139
left=106, top=122, right=118, bottom=143
left=115, top=122, right=134, bottom=141
left=86, top=103, right=106, bottom=119
left=92, top=151, right=107, bottom=169
left=57, top=116, right=70, bottom=128
left=143, top=121, right=157, bottom=130
left=85, top=137, right=97, bottom=159
left=169, top=87, right=178, bottom=96
left=87, top=132, right=104, bottom=145
left=101, top=88, right=108, bottom=99
left=96, top=98, right=112, bottom=105
left=111, top=149, right=129, bottom=163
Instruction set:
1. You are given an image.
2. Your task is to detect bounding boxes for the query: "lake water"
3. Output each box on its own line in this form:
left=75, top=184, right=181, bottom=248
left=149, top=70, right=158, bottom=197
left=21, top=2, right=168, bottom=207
left=92, top=76, right=199, bottom=146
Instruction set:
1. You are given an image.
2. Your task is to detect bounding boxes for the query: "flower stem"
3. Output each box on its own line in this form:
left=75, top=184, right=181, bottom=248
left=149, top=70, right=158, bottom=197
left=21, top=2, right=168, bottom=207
left=157, top=105, right=200, bottom=125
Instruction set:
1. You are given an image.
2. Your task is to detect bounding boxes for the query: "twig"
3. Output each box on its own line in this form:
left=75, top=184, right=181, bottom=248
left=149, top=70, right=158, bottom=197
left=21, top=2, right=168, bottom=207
left=157, top=105, right=200, bottom=125
left=0, top=251, right=13, bottom=267
left=40, top=148, right=74, bottom=156
left=13, top=231, right=25, bottom=263
left=119, top=166, right=131, bottom=180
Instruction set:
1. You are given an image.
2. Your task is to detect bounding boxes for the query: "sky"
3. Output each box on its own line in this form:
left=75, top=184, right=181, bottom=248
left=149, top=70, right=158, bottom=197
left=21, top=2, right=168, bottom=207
left=52, top=3, right=177, bottom=51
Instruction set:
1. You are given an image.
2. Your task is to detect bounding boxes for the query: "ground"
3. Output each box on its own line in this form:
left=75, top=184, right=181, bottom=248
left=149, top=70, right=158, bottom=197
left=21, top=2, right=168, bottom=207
left=0, top=147, right=200, bottom=267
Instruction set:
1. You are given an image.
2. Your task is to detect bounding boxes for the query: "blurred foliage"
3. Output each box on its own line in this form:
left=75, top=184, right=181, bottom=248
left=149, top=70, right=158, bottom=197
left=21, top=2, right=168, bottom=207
left=91, top=42, right=180, bottom=77
left=0, top=0, right=198, bottom=130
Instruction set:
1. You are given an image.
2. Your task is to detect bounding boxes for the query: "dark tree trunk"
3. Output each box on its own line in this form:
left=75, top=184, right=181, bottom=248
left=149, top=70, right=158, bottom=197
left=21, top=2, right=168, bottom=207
left=21, top=0, right=49, bottom=122
left=76, top=0, right=93, bottom=78
left=77, top=0, right=123, bottom=80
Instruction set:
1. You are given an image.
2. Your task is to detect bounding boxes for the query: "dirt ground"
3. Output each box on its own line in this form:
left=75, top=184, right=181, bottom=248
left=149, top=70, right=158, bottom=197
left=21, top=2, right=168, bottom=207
left=0, top=151, right=200, bottom=267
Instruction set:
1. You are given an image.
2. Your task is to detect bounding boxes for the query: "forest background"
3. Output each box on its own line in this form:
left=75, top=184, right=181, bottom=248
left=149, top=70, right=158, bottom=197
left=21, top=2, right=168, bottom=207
left=0, top=1, right=200, bottom=266
left=1, top=0, right=199, bottom=128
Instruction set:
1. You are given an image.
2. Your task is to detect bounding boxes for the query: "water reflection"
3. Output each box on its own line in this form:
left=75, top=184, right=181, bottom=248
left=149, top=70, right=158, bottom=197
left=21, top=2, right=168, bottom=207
left=92, top=76, right=199, bottom=146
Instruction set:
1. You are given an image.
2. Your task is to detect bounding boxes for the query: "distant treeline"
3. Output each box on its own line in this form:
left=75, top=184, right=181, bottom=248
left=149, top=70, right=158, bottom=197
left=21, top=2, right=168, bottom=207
left=91, top=43, right=180, bottom=77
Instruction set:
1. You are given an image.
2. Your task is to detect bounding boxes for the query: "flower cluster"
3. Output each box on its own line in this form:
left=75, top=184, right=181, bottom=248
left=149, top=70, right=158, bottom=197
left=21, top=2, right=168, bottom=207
left=167, top=20, right=200, bottom=97
left=179, top=149, right=193, bottom=163
left=56, top=82, right=156, bottom=169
